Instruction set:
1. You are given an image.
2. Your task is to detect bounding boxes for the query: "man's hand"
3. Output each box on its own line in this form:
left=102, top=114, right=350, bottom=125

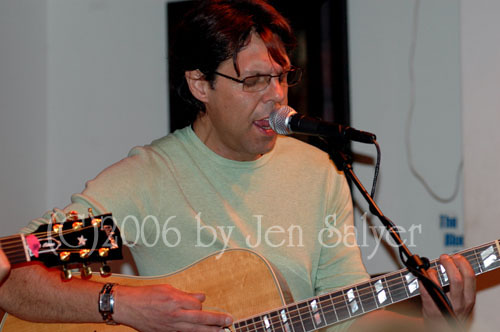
left=420, top=254, right=476, bottom=328
left=113, top=283, right=233, bottom=332
left=0, top=249, right=11, bottom=283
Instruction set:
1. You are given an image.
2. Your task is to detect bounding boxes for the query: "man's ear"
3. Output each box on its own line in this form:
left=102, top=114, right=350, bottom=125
left=185, top=70, right=210, bottom=103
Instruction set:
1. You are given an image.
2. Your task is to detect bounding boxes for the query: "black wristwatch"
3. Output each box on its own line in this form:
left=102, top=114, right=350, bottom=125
left=98, top=283, right=118, bottom=325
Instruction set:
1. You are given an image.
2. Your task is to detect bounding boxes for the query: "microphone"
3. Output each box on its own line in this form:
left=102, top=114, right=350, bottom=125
left=269, top=105, right=376, bottom=144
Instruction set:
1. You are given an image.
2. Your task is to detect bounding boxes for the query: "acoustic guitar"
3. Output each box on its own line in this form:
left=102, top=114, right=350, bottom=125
left=1, top=240, right=499, bottom=331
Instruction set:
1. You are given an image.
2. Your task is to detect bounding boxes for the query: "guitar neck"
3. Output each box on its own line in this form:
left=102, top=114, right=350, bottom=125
left=233, top=239, right=500, bottom=332
left=0, top=213, right=122, bottom=270
left=0, top=234, right=29, bottom=265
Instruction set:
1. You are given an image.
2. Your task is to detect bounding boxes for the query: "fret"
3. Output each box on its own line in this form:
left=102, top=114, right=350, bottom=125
left=250, top=316, right=264, bottom=332
left=308, top=298, right=326, bottom=329
left=428, top=260, right=445, bottom=287
left=287, top=303, right=306, bottom=332
left=0, top=235, right=28, bottom=264
left=386, top=272, right=407, bottom=303
left=296, top=301, right=315, bottom=331
left=383, top=277, right=394, bottom=304
left=234, top=320, right=247, bottom=332
left=470, top=248, right=484, bottom=275
left=403, top=271, right=420, bottom=296
left=354, top=286, right=367, bottom=313
left=459, top=245, right=484, bottom=275
left=3, top=253, right=26, bottom=265
left=234, top=317, right=247, bottom=331
left=477, top=244, right=500, bottom=273
left=318, top=293, right=338, bottom=326
left=260, top=312, right=274, bottom=332
left=439, top=264, right=449, bottom=287
left=344, top=288, right=363, bottom=316
left=279, top=308, right=294, bottom=332
left=331, top=290, right=350, bottom=322
left=357, top=281, right=379, bottom=312
left=398, top=271, right=410, bottom=298
left=370, top=278, right=392, bottom=307
left=267, top=310, right=284, bottom=332
left=233, top=320, right=246, bottom=332
left=277, top=310, right=288, bottom=332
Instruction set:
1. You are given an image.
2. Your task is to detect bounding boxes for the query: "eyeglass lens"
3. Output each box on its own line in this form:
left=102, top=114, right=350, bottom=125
left=243, top=68, right=302, bottom=91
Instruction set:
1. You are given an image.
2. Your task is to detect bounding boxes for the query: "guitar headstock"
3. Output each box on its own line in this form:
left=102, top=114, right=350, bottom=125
left=25, top=211, right=122, bottom=280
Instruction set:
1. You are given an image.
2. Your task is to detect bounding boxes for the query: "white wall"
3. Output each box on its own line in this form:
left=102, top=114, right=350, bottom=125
left=0, top=0, right=48, bottom=237
left=0, top=0, right=169, bottom=274
left=348, top=0, right=464, bottom=273
left=461, top=1, right=500, bottom=331
left=348, top=0, right=500, bottom=330
left=46, top=0, right=168, bottom=214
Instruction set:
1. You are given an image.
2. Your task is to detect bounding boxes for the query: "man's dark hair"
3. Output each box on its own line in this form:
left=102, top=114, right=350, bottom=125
left=170, top=0, right=296, bottom=125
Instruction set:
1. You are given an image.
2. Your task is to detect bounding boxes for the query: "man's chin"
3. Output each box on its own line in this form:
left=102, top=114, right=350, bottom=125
left=257, top=137, right=278, bottom=156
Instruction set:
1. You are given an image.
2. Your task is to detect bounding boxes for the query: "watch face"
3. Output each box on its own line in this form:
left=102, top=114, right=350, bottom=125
left=100, top=294, right=112, bottom=312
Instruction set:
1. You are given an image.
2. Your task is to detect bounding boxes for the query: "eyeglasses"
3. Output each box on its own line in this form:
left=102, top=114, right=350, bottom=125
left=213, top=66, right=302, bottom=92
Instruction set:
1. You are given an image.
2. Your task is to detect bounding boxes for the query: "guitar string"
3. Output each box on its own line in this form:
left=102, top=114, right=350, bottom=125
left=244, top=246, right=493, bottom=332
left=238, top=262, right=464, bottom=332
left=0, top=243, right=491, bottom=332
left=0, top=214, right=112, bottom=244
left=0, top=233, right=492, bottom=260
left=238, top=273, right=421, bottom=332
left=0, top=223, right=109, bottom=249
left=0, top=226, right=494, bottom=255
left=0, top=234, right=495, bottom=331
left=0, top=238, right=489, bottom=278
left=0, top=236, right=491, bottom=271
left=240, top=271, right=425, bottom=332
left=238, top=256, right=486, bottom=332
left=0, top=223, right=113, bottom=260
left=238, top=259, right=487, bottom=332
left=236, top=249, right=490, bottom=331
left=0, top=254, right=493, bottom=332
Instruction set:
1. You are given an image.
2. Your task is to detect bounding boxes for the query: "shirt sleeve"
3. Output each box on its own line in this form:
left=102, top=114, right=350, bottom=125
left=20, top=145, right=158, bottom=248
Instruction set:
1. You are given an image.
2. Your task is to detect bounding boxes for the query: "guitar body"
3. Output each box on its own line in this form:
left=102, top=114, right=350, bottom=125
left=0, top=249, right=293, bottom=332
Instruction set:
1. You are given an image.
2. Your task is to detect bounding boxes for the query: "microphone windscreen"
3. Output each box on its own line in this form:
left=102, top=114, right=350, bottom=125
left=269, top=105, right=297, bottom=135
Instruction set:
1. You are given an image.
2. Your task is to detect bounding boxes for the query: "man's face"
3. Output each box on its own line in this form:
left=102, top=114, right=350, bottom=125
left=193, top=33, right=289, bottom=161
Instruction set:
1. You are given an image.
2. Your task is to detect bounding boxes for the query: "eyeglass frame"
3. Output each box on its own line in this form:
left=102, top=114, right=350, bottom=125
left=212, top=66, right=302, bottom=92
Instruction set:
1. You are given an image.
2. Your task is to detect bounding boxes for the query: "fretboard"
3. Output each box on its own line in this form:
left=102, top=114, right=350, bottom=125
left=233, top=239, right=500, bottom=332
left=0, top=234, right=29, bottom=265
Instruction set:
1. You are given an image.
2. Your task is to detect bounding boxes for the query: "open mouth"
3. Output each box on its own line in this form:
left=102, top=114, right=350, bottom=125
left=254, top=118, right=274, bottom=133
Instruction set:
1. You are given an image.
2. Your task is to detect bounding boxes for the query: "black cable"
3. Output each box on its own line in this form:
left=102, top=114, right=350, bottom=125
left=370, top=139, right=381, bottom=199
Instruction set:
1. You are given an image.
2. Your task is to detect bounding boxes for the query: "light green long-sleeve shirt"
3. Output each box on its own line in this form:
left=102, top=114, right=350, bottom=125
left=24, top=126, right=369, bottom=330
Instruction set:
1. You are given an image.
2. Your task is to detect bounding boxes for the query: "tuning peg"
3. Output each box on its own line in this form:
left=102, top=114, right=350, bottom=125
left=61, top=265, right=72, bottom=280
left=59, top=251, right=71, bottom=262
left=99, top=248, right=109, bottom=258
left=88, top=208, right=94, bottom=218
left=79, top=249, right=91, bottom=259
left=81, top=263, right=92, bottom=278
left=52, top=223, right=63, bottom=234
left=100, top=262, right=111, bottom=277
left=72, top=221, right=83, bottom=230
left=66, top=210, right=79, bottom=221
left=92, top=217, right=102, bottom=227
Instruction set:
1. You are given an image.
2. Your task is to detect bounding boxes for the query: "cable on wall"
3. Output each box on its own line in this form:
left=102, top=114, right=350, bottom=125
left=405, top=0, right=463, bottom=203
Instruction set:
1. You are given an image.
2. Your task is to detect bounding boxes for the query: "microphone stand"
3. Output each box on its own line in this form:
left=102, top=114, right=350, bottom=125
left=328, top=142, right=462, bottom=330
